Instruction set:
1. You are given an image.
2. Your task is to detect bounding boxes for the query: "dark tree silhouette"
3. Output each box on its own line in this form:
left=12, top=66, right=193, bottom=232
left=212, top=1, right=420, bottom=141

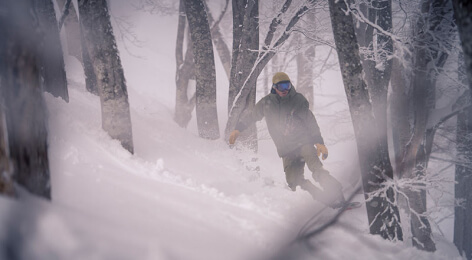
left=0, top=0, right=52, bottom=199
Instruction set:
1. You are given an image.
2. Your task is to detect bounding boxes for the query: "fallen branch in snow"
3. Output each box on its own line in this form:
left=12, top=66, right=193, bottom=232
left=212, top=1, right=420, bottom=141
left=294, top=186, right=363, bottom=243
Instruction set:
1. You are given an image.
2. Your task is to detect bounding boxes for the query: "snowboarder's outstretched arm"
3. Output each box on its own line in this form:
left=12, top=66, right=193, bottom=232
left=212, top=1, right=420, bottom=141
left=229, top=98, right=266, bottom=144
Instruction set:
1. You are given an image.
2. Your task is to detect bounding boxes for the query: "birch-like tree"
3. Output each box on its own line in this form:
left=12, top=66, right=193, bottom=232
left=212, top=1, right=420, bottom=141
left=78, top=0, right=134, bottom=153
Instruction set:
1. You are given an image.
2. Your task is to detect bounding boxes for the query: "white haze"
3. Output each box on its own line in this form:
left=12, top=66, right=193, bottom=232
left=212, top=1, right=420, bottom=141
left=0, top=1, right=463, bottom=259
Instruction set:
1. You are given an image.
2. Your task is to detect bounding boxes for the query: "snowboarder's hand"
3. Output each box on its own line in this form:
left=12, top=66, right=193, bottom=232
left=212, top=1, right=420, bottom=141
left=229, top=130, right=240, bottom=144
left=316, top=143, right=328, bottom=160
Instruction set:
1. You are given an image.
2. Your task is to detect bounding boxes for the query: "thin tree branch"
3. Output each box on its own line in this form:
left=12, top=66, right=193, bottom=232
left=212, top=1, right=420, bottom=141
left=228, top=0, right=316, bottom=117
left=263, top=0, right=293, bottom=49
left=294, top=186, right=362, bottom=243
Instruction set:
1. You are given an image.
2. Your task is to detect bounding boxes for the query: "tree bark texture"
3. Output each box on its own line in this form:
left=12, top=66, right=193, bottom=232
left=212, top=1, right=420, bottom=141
left=454, top=54, right=472, bottom=260
left=227, top=0, right=259, bottom=151
left=328, top=0, right=402, bottom=241
left=354, top=0, right=393, bottom=137
left=228, top=0, right=244, bottom=111
left=80, top=22, right=99, bottom=95
left=174, top=0, right=196, bottom=128
left=78, top=0, right=134, bottom=153
left=184, top=0, right=220, bottom=140
left=0, top=0, right=51, bottom=199
left=56, top=0, right=84, bottom=64
left=34, top=0, right=69, bottom=102
left=453, top=0, right=472, bottom=100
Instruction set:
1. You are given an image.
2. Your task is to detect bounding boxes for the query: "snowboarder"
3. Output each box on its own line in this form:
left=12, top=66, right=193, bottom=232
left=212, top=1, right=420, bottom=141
left=229, top=72, right=347, bottom=208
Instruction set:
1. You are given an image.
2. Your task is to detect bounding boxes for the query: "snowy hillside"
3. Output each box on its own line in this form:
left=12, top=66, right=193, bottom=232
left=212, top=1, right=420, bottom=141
left=0, top=1, right=465, bottom=260
left=0, top=59, right=462, bottom=260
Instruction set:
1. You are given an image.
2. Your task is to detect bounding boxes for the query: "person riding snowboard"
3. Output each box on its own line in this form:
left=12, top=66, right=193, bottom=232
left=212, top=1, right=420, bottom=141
left=229, top=72, right=347, bottom=208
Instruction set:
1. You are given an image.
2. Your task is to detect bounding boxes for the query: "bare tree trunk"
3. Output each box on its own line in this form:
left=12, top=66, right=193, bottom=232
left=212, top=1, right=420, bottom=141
left=0, top=104, right=15, bottom=197
left=354, top=0, right=375, bottom=91
left=56, top=0, right=83, bottom=64
left=78, top=0, right=134, bottom=153
left=228, top=0, right=251, bottom=112
left=227, top=0, right=259, bottom=151
left=455, top=107, right=472, bottom=260
left=34, top=0, right=69, bottom=102
left=184, top=0, right=220, bottom=140
left=454, top=54, right=472, bottom=260
left=453, top=0, right=472, bottom=99
left=328, top=0, right=402, bottom=241
left=451, top=17, right=472, bottom=258
left=0, top=0, right=51, bottom=199
left=358, top=0, right=393, bottom=135
left=174, top=0, right=196, bottom=128
left=80, top=23, right=99, bottom=95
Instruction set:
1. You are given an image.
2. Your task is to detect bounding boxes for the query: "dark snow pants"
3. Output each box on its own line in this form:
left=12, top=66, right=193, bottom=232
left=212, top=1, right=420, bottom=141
left=282, top=144, right=345, bottom=206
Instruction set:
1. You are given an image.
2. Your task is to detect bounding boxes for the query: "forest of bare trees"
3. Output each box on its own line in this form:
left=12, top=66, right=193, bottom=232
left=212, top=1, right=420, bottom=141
left=0, top=0, right=134, bottom=198
left=1, top=0, right=471, bottom=259
left=170, top=0, right=472, bottom=258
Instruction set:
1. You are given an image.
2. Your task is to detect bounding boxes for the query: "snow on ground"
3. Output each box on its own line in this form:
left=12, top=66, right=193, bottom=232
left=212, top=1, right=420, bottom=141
left=0, top=73, right=463, bottom=260
left=0, top=2, right=465, bottom=259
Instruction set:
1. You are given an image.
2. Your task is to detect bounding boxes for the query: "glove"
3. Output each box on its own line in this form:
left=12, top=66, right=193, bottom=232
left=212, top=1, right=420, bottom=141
left=316, top=143, right=328, bottom=160
left=229, top=130, right=240, bottom=144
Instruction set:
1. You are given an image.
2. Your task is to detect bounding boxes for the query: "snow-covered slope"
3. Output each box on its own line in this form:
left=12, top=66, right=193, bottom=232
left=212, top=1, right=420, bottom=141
left=0, top=2, right=464, bottom=259
left=0, top=75, right=462, bottom=260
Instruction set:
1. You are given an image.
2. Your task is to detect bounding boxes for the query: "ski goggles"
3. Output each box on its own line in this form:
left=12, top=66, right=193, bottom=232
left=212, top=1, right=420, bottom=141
left=273, top=81, right=291, bottom=91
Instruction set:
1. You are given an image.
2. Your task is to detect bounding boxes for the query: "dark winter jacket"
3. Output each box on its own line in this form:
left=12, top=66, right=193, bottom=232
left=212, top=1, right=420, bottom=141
left=236, top=87, right=324, bottom=157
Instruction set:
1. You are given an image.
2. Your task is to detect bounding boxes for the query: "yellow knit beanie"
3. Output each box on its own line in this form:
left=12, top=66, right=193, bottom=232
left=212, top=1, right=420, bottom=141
left=272, top=72, right=290, bottom=84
